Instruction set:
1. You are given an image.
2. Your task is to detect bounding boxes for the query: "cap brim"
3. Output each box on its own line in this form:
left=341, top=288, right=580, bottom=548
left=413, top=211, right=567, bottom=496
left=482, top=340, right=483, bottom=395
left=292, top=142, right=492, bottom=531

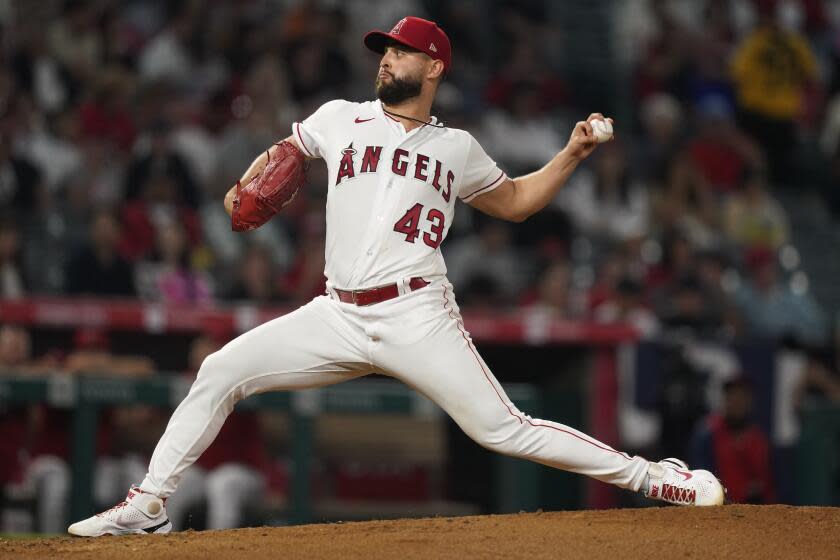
left=363, top=31, right=415, bottom=54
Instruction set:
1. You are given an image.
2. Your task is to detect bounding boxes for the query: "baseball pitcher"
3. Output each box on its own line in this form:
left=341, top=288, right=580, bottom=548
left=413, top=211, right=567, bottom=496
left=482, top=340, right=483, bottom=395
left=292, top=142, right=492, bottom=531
left=69, top=16, right=724, bottom=537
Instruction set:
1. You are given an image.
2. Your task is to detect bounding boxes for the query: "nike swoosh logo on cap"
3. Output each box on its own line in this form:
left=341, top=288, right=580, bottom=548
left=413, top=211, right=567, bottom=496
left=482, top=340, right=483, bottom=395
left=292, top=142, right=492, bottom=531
left=354, top=117, right=374, bottom=123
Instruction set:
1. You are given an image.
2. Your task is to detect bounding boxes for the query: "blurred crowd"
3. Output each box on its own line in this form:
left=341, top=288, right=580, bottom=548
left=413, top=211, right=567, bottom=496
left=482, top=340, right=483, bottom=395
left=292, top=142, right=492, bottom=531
left=3, top=0, right=840, bottom=530
left=0, top=0, right=837, bottom=340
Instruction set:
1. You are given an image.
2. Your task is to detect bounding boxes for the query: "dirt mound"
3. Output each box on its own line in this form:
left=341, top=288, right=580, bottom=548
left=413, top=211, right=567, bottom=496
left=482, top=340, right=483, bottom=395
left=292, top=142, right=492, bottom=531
left=3, top=505, right=838, bottom=560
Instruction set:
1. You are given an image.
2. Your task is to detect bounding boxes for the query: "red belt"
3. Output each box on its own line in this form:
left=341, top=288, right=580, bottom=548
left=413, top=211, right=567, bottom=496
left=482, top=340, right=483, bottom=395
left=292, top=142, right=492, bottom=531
left=334, top=277, right=430, bottom=306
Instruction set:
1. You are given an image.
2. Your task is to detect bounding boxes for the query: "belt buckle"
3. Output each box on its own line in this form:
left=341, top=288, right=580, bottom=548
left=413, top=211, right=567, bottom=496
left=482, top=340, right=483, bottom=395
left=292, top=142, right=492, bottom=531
left=352, top=287, right=371, bottom=306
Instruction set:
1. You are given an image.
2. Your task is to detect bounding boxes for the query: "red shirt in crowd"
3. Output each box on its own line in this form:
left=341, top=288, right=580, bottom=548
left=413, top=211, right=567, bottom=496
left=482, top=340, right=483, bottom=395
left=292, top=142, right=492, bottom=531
left=704, top=414, right=776, bottom=504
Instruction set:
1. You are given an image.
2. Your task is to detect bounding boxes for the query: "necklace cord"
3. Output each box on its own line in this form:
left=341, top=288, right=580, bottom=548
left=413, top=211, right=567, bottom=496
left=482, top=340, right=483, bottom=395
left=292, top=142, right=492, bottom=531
left=382, top=108, right=446, bottom=128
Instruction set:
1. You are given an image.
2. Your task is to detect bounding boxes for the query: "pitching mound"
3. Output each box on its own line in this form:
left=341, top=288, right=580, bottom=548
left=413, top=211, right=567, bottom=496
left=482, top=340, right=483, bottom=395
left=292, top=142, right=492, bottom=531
left=3, top=505, right=838, bottom=559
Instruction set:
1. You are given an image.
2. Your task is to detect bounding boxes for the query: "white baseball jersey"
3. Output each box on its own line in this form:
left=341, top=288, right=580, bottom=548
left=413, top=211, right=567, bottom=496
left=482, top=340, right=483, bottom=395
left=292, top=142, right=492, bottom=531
left=292, top=99, right=508, bottom=290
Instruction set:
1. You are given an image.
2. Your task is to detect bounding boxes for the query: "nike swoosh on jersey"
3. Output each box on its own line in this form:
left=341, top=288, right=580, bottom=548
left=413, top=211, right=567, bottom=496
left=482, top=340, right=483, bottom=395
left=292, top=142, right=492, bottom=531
left=354, top=117, right=375, bottom=123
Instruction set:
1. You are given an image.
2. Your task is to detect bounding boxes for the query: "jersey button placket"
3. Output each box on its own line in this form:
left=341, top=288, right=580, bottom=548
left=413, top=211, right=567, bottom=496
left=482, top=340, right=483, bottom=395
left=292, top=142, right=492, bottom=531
left=372, top=129, right=403, bottom=244
left=362, top=132, right=398, bottom=265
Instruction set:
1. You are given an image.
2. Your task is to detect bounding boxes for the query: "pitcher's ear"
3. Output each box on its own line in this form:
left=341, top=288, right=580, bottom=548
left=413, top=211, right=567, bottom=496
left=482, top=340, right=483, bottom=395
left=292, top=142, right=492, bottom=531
left=428, top=59, right=445, bottom=81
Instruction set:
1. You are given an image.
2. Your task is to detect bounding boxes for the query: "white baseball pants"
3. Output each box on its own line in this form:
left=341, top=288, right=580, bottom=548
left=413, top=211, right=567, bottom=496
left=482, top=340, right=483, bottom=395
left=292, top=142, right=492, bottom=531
left=140, top=278, right=650, bottom=498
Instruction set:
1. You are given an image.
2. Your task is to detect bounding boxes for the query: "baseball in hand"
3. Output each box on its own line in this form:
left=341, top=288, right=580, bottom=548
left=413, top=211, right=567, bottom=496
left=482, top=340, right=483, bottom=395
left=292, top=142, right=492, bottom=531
left=591, top=118, right=614, bottom=144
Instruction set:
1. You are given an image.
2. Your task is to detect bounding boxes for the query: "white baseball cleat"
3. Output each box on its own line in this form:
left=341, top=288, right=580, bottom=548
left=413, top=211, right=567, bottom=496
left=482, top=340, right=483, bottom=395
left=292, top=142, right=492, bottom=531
left=68, top=486, right=172, bottom=537
left=643, top=458, right=726, bottom=506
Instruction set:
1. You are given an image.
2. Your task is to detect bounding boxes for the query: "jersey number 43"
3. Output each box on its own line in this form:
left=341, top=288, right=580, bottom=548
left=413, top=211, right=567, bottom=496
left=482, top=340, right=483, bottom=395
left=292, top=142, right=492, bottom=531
left=393, top=203, right=445, bottom=249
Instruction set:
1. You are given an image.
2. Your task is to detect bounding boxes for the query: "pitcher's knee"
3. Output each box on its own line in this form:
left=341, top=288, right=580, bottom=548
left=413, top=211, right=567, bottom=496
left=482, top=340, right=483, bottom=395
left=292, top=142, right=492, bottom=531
left=196, top=350, right=226, bottom=381
left=195, top=351, right=243, bottom=395
left=466, top=424, right=525, bottom=457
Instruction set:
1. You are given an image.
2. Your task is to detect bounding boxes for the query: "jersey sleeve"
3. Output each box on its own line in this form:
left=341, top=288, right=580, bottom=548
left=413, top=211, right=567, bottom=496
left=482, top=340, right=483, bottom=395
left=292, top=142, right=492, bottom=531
left=458, top=134, right=508, bottom=203
left=291, top=100, right=348, bottom=159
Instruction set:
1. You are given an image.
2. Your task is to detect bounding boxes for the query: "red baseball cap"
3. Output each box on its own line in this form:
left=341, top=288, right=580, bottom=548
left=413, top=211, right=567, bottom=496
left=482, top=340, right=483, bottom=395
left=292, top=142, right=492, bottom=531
left=364, top=17, right=452, bottom=75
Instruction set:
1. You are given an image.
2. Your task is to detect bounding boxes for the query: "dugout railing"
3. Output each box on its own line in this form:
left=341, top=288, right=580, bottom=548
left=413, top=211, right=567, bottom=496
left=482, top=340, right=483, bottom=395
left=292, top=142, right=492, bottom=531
left=0, top=374, right=542, bottom=526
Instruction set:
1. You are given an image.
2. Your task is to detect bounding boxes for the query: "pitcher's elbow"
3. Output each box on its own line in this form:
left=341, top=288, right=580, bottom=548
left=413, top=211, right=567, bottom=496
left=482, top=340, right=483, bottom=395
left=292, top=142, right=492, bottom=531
left=510, top=209, right=532, bottom=223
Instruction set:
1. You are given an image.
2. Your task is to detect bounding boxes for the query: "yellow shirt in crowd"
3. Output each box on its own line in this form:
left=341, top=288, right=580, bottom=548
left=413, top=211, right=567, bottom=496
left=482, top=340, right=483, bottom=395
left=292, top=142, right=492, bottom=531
left=731, top=26, right=818, bottom=120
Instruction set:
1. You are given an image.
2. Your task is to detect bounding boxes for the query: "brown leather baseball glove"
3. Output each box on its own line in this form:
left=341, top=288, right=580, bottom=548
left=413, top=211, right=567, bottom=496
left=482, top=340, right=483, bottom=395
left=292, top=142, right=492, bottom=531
left=231, top=140, right=307, bottom=232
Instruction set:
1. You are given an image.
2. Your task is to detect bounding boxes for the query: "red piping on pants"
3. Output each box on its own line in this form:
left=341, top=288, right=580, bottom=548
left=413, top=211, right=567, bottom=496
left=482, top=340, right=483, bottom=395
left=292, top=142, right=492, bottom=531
left=441, top=285, right=632, bottom=461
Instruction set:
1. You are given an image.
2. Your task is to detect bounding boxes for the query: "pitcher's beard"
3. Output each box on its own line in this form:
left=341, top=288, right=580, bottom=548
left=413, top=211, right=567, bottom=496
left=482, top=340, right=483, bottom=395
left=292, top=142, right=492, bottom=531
left=376, top=74, right=422, bottom=106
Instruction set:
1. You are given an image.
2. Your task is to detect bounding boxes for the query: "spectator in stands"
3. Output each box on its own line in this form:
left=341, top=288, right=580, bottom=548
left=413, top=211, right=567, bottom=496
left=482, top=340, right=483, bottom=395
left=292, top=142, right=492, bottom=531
left=511, top=203, right=573, bottom=269
left=730, top=0, right=819, bottom=181
left=523, top=259, right=581, bottom=320
left=654, top=271, right=726, bottom=338
left=0, top=325, right=57, bottom=374
left=200, top=192, right=297, bottom=272
left=686, top=93, right=764, bottom=194
left=690, top=377, right=776, bottom=504
left=138, top=3, right=197, bottom=87
left=279, top=209, right=327, bottom=304
left=631, top=0, right=694, bottom=101
left=635, top=93, right=684, bottom=183
left=735, top=247, right=827, bottom=345
left=47, top=0, right=103, bottom=85
left=691, top=0, right=739, bottom=83
left=593, top=276, right=659, bottom=338
left=445, top=218, right=527, bottom=305
left=213, top=59, right=290, bottom=192
left=282, top=7, right=352, bottom=105
left=16, top=122, right=84, bottom=295
left=10, top=21, right=74, bottom=114
left=724, top=166, right=790, bottom=251
left=479, top=79, right=565, bottom=176
left=695, top=247, right=741, bottom=337
left=645, top=227, right=696, bottom=293
left=223, top=242, right=285, bottom=304
left=484, top=34, right=567, bottom=109
left=23, top=109, right=83, bottom=195
left=53, top=171, right=99, bottom=254
left=168, top=91, right=222, bottom=196
left=0, top=111, right=43, bottom=218
left=74, top=133, right=126, bottom=209
left=0, top=218, right=26, bottom=298
left=649, top=153, right=720, bottom=249
left=585, top=249, right=629, bottom=312
left=656, top=341, right=711, bottom=460
left=555, top=141, right=649, bottom=244
left=454, top=273, right=506, bottom=311
left=165, top=334, right=267, bottom=530
left=63, top=327, right=155, bottom=377
left=64, top=210, right=136, bottom=297
left=125, top=118, right=200, bottom=209
left=135, top=221, right=213, bottom=305
left=119, top=171, right=203, bottom=261
left=77, top=68, right=137, bottom=153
